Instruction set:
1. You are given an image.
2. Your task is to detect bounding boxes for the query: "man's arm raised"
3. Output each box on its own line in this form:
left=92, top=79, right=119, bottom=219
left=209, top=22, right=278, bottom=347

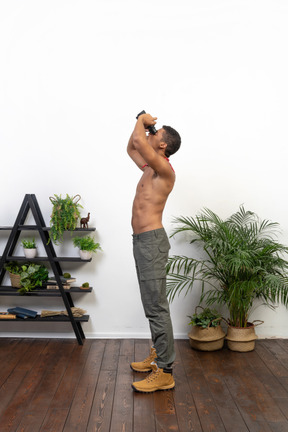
left=133, top=114, right=173, bottom=177
left=127, top=132, right=147, bottom=170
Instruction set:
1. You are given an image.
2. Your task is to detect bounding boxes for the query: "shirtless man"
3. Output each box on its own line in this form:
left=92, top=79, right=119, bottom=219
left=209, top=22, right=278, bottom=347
left=127, top=112, right=181, bottom=393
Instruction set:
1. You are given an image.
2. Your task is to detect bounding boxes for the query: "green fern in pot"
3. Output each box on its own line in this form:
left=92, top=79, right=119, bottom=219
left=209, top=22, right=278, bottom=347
left=49, top=194, right=83, bottom=244
left=73, top=235, right=102, bottom=260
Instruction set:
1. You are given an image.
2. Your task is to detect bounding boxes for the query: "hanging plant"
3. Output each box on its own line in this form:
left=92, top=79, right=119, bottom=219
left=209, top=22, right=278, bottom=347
left=49, top=194, right=83, bottom=245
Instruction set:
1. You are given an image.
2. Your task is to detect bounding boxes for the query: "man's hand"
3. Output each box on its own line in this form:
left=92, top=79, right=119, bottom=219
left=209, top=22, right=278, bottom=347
left=137, top=113, right=157, bottom=130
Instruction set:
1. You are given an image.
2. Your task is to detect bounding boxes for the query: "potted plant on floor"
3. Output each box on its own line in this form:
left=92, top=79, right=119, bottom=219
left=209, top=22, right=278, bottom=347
left=21, top=238, right=37, bottom=258
left=73, top=235, right=102, bottom=260
left=166, top=206, right=288, bottom=352
left=49, top=194, right=83, bottom=244
left=188, top=307, right=225, bottom=351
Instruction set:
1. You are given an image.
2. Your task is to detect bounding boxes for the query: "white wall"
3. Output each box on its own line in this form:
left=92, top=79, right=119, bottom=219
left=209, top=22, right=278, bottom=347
left=0, top=0, right=288, bottom=339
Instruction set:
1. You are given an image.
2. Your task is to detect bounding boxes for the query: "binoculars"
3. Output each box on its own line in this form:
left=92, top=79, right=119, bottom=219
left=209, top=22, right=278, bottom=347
left=136, top=110, right=157, bottom=135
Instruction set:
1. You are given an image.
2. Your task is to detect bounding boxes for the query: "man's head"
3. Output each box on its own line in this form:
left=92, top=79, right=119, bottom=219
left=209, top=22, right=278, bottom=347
left=161, top=126, right=181, bottom=157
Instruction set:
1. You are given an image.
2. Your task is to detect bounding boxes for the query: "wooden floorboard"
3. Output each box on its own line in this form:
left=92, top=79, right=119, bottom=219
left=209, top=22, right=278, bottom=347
left=0, top=338, right=288, bottom=432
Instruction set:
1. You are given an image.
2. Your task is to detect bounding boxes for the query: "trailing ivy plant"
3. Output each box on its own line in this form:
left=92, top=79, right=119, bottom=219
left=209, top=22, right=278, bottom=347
left=18, top=263, right=49, bottom=294
left=49, top=194, right=83, bottom=244
left=5, top=261, right=49, bottom=294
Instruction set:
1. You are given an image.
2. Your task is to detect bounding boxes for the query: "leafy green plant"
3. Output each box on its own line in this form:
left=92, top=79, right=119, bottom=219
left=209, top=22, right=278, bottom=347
left=49, top=194, right=83, bottom=244
left=18, top=263, right=49, bottom=294
left=5, top=262, right=49, bottom=294
left=73, top=236, right=101, bottom=252
left=188, top=307, right=222, bottom=328
left=5, top=261, right=22, bottom=275
left=21, top=238, right=36, bottom=249
left=166, top=206, right=288, bottom=328
left=81, top=282, right=90, bottom=288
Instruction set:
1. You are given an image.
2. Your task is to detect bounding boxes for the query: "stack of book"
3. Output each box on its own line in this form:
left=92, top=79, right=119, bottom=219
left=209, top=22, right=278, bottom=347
left=46, top=276, right=76, bottom=290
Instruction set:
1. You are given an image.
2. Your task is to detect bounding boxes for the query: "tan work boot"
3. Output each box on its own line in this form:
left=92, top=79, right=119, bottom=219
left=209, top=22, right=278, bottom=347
left=132, top=362, right=175, bottom=393
left=130, top=346, right=157, bottom=373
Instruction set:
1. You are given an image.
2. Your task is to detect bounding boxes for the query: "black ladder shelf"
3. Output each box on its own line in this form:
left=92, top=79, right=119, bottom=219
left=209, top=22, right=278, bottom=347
left=0, top=194, right=95, bottom=345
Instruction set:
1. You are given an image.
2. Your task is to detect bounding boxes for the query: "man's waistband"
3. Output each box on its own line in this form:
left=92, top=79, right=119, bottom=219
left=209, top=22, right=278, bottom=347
left=132, top=228, right=166, bottom=240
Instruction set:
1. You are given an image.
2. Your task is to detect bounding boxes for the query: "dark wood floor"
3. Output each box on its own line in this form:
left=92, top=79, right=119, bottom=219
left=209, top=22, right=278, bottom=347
left=0, top=338, right=288, bottom=432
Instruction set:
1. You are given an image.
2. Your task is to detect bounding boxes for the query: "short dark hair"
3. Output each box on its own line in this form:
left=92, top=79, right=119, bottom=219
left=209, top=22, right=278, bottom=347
left=162, top=125, right=181, bottom=157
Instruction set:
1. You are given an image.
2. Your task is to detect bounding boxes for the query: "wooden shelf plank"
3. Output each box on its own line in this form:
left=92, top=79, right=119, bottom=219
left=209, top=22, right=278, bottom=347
left=0, top=315, right=89, bottom=322
left=0, top=286, right=93, bottom=296
left=0, top=226, right=96, bottom=231
left=2, top=256, right=92, bottom=262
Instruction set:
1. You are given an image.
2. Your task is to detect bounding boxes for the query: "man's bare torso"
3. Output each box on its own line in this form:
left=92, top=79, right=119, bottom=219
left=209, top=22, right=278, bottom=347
left=132, top=164, right=175, bottom=234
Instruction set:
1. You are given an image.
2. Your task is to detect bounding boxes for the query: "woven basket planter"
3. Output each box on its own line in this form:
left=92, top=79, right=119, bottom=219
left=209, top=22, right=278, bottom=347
left=9, top=273, right=21, bottom=289
left=188, top=325, right=225, bottom=351
left=226, top=322, right=262, bottom=352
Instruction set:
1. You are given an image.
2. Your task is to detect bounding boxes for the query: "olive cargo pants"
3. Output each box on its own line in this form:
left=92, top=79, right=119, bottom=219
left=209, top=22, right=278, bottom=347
left=133, top=228, right=176, bottom=368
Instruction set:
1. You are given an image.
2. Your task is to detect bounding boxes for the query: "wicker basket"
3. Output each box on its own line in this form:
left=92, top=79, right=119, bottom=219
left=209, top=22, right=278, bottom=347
left=226, top=323, right=261, bottom=352
left=9, top=273, right=21, bottom=289
left=188, top=325, right=225, bottom=351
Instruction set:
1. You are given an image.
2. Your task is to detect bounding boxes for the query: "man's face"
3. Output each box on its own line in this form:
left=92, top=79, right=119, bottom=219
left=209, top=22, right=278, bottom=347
left=147, top=128, right=165, bottom=147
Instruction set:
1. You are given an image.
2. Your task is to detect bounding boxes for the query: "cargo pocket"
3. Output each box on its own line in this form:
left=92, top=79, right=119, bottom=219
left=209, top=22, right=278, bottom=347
left=140, top=235, right=170, bottom=281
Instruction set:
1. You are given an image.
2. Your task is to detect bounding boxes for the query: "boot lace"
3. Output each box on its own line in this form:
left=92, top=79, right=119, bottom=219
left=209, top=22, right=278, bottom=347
left=145, top=368, right=160, bottom=383
left=143, top=351, right=156, bottom=365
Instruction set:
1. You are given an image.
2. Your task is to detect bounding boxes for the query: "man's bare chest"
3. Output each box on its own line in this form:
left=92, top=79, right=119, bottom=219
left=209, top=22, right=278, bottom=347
left=136, top=169, right=159, bottom=191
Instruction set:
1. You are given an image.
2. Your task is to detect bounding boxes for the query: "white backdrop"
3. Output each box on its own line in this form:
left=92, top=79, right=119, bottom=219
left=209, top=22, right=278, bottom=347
left=0, top=0, right=288, bottom=339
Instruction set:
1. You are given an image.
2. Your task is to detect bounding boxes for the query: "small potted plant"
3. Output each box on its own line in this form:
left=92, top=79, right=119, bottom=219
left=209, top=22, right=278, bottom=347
left=49, top=194, right=83, bottom=244
left=73, top=235, right=102, bottom=260
left=188, top=307, right=225, bottom=351
left=5, top=261, right=49, bottom=293
left=21, top=238, right=37, bottom=258
left=5, top=261, right=22, bottom=288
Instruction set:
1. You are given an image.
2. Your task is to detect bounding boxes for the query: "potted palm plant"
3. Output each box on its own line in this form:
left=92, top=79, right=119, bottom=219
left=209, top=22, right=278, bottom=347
left=188, top=307, right=225, bottom=351
left=166, top=206, right=288, bottom=352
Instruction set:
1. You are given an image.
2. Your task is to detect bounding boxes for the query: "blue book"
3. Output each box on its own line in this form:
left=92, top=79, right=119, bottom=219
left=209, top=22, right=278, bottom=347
left=13, top=313, right=28, bottom=319
left=7, top=307, right=37, bottom=318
